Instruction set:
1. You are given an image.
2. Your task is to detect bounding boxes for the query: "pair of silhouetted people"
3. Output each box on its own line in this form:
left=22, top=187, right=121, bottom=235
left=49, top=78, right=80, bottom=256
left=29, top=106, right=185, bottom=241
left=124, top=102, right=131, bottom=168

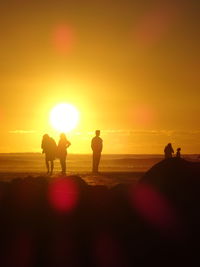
left=41, top=133, right=71, bottom=175
left=91, top=130, right=103, bottom=173
left=164, top=143, right=181, bottom=159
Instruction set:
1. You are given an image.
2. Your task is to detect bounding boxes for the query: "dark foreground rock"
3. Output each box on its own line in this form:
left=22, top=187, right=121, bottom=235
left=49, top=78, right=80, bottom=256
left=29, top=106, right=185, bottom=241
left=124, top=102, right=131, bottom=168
left=0, top=159, right=200, bottom=266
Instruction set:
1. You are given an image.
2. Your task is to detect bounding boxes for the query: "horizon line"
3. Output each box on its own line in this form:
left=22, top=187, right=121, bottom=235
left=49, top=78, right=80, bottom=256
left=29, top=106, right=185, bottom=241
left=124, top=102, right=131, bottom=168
left=0, top=152, right=199, bottom=156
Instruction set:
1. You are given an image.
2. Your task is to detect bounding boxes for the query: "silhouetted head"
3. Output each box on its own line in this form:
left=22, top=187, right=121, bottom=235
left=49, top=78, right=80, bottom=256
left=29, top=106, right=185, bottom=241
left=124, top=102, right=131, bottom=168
left=43, top=134, right=49, bottom=140
left=177, top=148, right=181, bottom=151
left=95, top=130, right=100, bottom=137
left=168, top=143, right=172, bottom=147
left=60, top=133, right=67, bottom=140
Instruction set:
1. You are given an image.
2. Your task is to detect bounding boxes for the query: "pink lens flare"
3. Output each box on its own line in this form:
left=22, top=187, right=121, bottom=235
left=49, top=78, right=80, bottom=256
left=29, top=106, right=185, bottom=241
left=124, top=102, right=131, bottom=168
left=130, top=183, right=181, bottom=235
left=130, top=105, right=156, bottom=126
left=48, top=177, right=79, bottom=213
left=94, top=233, right=127, bottom=267
left=52, top=24, right=76, bottom=54
left=5, top=231, right=33, bottom=266
left=132, top=2, right=180, bottom=48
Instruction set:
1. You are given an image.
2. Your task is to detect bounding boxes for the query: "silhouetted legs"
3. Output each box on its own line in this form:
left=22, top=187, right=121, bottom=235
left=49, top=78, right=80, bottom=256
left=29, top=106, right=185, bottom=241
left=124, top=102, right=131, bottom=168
left=60, top=156, right=66, bottom=174
left=45, top=159, right=54, bottom=175
left=92, top=152, right=101, bottom=173
left=45, top=158, right=49, bottom=173
left=50, top=160, right=54, bottom=175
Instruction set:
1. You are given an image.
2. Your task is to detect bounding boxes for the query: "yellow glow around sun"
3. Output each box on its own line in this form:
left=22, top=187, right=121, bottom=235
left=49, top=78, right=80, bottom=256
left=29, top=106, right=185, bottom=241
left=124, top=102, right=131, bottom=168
left=50, top=103, right=79, bottom=132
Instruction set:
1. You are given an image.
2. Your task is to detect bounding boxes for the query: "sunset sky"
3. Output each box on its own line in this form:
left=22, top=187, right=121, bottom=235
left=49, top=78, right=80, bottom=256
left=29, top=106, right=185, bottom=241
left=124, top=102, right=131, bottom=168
left=0, top=0, right=199, bottom=154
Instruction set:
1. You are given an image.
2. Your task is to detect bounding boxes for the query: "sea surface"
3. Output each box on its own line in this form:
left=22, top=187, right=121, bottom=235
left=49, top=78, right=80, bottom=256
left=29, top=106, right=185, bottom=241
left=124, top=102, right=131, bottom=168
left=0, top=153, right=199, bottom=173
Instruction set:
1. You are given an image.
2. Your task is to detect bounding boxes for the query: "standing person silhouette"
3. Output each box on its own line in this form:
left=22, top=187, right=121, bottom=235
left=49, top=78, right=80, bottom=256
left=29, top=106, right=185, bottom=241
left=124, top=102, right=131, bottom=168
left=164, top=143, right=174, bottom=159
left=57, top=133, right=71, bottom=175
left=41, top=134, right=57, bottom=175
left=91, top=130, right=103, bottom=173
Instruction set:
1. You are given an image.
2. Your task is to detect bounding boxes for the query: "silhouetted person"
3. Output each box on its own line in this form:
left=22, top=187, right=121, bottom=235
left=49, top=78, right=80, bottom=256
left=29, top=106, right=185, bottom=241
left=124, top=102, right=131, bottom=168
left=57, top=133, right=71, bottom=174
left=164, top=143, right=174, bottom=159
left=41, top=134, right=57, bottom=175
left=176, top=147, right=181, bottom=158
left=91, top=130, right=103, bottom=173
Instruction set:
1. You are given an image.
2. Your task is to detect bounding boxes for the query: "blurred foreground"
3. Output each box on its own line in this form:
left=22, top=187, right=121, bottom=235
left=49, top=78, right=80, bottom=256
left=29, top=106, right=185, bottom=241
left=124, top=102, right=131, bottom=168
left=0, top=158, right=200, bottom=266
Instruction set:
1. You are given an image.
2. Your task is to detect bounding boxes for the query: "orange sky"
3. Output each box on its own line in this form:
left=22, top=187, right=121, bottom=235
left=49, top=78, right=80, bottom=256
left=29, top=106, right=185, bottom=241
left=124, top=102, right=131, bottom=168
left=0, top=0, right=199, bottom=153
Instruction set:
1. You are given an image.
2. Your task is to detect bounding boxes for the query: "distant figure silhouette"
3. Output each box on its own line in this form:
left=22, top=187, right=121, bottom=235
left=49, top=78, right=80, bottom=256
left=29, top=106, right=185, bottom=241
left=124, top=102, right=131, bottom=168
left=91, top=130, right=103, bottom=173
left=57, top=133, right=71, bottom=174
left=164, top=143, right=174, bottom=159
left=176, top=147, right=181, bottom=158
left=41, top=134, right=57, bottom=175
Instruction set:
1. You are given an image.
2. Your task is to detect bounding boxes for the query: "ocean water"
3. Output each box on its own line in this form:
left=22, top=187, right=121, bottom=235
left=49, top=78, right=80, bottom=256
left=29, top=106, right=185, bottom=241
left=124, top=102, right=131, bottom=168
left=0, top=153, right=199, bottom=173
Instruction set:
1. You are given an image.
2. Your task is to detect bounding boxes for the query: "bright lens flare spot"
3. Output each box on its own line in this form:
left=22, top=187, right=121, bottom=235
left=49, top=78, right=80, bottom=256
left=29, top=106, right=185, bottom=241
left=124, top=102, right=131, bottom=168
left=50, top=103, right=79, bottom=133
left=48, top=178, right=79, bottom=213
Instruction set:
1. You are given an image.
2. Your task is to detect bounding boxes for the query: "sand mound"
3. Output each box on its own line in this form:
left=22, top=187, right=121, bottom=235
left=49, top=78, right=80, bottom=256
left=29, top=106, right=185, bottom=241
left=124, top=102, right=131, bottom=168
left=0, top=164, right=200, bottom=266
left=138, top=158, right=200, bottom=241
left=140, top=158, right=200, bottom=200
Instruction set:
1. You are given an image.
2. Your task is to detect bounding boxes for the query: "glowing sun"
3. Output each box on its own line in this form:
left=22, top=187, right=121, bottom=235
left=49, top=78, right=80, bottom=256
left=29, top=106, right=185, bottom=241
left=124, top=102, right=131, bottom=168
left=50, top=103, right=79, bottom=132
